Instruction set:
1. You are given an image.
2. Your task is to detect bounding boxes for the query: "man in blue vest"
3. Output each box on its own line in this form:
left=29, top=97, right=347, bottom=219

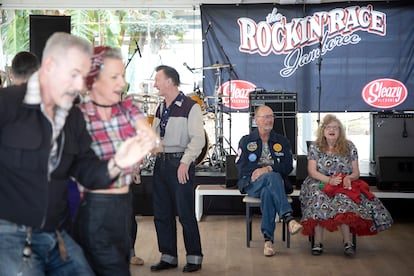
left=236, top=105, right=303, bottom=256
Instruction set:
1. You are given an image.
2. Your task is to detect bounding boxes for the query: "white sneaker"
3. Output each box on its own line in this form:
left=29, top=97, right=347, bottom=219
left=288, top=220, right=303, bottom=235
left=264, top=241, right=276, bottom=256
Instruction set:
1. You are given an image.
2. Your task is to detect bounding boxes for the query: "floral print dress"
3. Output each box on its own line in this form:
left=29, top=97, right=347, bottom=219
left=299, top=141, right=393, bottom=236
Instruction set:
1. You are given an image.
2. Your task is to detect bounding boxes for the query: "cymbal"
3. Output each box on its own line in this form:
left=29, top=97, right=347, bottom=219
left=196, top=63, right=234, bottom=70
left=141, top=79, right=190, bottom=86
left=134, top=99, right=159, bottom=104
left=130, top=93, right=160, bottom=102
left=130, top=93, right=158, bottom=98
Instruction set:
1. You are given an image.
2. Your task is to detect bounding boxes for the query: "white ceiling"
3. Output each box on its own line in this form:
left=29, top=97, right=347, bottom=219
left=0, top=0, right=395, bottom=9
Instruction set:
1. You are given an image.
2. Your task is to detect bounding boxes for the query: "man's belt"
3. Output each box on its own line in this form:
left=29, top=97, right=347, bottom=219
left=156, top=152, right=184, bottom=160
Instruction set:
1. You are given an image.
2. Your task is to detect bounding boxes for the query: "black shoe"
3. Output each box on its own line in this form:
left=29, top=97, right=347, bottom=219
left=150, top=261, right=177, bottom=271
left=344, top=242, right=355, bottom=257
left=183, top=263, right=202, bottom=273
left=312, top=243, right=323, bottom=256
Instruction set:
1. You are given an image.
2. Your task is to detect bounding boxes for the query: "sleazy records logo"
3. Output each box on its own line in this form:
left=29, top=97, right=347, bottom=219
left=219, top=80, right=255, bottom=110
left=362, top=78, right=408, bottom=109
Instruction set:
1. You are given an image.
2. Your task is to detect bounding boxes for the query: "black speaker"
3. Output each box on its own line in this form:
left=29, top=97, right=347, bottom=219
left=295, top=155, right=308, bottom=181
left=376, top=156, right=414, bottom=191
left=225, top=155, right=238, bottom=189
left=249, top=91, right=297, bottom=154
left=370, top=112, right=414, bottom=163
left=30, top=15, right=71, bottom=61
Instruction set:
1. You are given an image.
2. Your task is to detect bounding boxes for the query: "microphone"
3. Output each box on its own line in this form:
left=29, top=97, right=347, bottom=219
left=183, top=62, right=194, bottom=73
left=205, top=22, right=212, bottom=36
left=203, top=22, right=212, bottom=42
left=402, top=118, right=408, bottom=138
left=317, top=36, right=323, bottom=67
left=134, top=40, right=142, bottom=58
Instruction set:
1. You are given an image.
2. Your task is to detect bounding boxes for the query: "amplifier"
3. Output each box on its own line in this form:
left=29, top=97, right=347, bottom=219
left=249, top=91, right=297, bottom=154
left=250, top=91, right=297, bottom=102
left=376, top=156, right=414, bottom=191
left=370, top=112, right=414, bottom=163
left=249, top=91, right=297, bottom=116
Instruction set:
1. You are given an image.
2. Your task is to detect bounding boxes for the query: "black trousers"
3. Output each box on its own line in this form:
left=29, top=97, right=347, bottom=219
left=73, top=191, right=132, bottom=276
left=152, top=156, right=203, bottom=263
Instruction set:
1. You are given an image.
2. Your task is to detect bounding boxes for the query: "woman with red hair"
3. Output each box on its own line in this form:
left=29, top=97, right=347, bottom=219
left=73, top=46, right=158, bottom=275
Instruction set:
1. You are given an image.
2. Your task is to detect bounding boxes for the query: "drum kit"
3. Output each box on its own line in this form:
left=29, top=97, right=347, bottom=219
left=130, top=93, right=160, bottom=125
left=199, top=63, right=236, bottom=169
left=131, top=62, right=235, bottom=172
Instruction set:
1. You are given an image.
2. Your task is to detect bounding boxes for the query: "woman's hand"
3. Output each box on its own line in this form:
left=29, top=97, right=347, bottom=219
left=329, top=175, right=343, bottom=186
left=114, top=130, right=160, bottom=169
left=342, top=175, right=352, bottom=190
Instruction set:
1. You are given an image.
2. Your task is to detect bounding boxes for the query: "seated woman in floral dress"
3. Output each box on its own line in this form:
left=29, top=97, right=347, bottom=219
left=300, top=114, right=393, bottom=257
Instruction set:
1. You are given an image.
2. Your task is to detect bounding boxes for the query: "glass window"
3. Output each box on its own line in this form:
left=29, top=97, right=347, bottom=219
left=0, top=8, right=371, bottom=163
left=0, top=8, right=202, bottom=95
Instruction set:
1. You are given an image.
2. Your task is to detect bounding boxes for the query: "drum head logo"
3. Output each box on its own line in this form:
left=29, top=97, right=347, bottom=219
left=219, top=80, right=256, bottom=110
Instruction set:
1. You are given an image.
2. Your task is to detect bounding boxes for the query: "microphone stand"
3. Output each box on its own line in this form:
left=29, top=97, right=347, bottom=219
left=316, top=36, right=323, bottom=126
left=123, top=40, right=142, bottom=100
left=125, top=40, right=141, bottom=69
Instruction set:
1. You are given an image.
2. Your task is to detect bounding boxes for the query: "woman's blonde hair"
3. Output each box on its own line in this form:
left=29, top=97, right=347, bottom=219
left=315, top=114, right=349, bottom=156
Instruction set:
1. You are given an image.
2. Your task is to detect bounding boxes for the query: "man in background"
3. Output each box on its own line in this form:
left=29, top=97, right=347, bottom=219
left=150, top=65, right=204, bottom=273
left=9, top=51, right=40, bottom=85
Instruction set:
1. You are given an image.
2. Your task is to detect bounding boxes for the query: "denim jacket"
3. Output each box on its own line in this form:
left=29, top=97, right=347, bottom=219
left=235, top=129, right=293, bottom=194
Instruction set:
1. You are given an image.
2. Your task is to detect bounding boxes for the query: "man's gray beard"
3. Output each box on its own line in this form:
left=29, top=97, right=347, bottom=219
left=60, top=101, right=73, bottom=111
left=60, top=90, right=80, bottom=110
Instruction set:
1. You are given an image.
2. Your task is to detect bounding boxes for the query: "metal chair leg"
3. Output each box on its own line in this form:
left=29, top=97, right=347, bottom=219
left=246, top=203, right=251, bottom=247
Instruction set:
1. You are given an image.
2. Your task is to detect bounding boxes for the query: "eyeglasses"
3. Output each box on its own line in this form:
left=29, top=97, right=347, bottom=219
left=256, top=114, right=274, bottom=119
left=325, top=125, right=339, bottom=131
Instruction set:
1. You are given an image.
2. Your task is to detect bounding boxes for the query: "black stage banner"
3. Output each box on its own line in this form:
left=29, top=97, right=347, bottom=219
left=201, top=1, right=414, bottom=113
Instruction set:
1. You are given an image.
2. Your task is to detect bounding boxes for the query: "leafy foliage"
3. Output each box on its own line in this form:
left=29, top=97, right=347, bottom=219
left=1, top=9, right=189, bottom=63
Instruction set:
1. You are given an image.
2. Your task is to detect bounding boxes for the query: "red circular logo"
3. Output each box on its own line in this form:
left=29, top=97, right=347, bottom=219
left=362, top=78, right=408, bottom=109
left=220, top=80, right=256, bottom=110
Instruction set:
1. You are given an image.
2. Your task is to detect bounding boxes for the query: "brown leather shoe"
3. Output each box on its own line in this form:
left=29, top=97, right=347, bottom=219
left=288, top=220, right=303, bottom=235
left=130, top=256, right=144, bottom=265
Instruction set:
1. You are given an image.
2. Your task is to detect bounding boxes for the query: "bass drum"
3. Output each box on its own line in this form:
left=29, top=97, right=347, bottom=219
left=195, top=130, right=209, bottom=167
